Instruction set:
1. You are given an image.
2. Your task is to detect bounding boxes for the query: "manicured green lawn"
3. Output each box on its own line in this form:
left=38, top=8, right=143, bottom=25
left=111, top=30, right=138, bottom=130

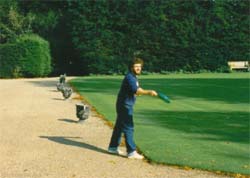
left=70, top=73, right=250, bottom=175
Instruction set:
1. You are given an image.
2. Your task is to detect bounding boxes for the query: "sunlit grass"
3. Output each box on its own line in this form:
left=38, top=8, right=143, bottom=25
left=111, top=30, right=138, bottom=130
left=70, top=73, right=250, bottom=175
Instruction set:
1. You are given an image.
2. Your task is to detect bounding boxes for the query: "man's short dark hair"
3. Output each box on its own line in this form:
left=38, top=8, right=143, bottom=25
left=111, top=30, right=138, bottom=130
left=129, top=57, right=144, bottom=71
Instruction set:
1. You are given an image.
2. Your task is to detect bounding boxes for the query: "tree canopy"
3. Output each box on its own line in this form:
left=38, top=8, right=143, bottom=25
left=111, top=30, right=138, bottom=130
left=1, top=0, right=249, bottom=76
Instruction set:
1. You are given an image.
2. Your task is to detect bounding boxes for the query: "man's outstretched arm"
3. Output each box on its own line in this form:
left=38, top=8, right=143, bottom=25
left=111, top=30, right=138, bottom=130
left=136, top=88, right=158, bottom=96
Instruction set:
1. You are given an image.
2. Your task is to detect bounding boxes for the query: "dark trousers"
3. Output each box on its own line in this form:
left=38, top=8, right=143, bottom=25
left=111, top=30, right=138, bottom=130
left=109, top=105, right=136, bottom=154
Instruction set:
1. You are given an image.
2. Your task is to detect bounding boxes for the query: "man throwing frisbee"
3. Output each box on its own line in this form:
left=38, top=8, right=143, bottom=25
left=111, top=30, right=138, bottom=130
left=108, top=57, right=158, bottom=159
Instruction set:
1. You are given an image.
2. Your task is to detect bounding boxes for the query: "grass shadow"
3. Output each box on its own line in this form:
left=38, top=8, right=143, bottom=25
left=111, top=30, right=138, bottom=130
left=141, top=78, right=250, bottom=104
left=70, top=77, right=250, bottom=104
left=136, top=110, right=250, bottom=144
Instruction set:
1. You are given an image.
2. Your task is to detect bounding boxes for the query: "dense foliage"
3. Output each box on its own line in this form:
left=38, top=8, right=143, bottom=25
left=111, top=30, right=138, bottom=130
left=66, top=0, right=249, bottom=74
left=0, top=34, right=51, bottom=78
left=1, top=0, right=249, bottom=75
left=0, top=0, right=34, bottom=43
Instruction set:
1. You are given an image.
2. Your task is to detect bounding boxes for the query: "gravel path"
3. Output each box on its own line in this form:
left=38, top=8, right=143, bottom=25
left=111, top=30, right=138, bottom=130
left=0, top=78, right=231, bottom=178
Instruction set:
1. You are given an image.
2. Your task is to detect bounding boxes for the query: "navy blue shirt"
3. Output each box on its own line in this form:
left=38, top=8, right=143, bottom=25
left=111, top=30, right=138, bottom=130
left=117, top=72, right=139, bottom=107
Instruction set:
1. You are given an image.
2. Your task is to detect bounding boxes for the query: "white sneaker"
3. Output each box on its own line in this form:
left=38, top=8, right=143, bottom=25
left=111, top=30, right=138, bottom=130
left=127, top=151, right=144, bottom=159
left=108, top=148, right=124, bottom=155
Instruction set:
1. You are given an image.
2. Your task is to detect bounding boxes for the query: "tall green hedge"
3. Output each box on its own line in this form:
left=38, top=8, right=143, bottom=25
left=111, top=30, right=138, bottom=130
left=0, top=34, right=52, bottom=78
left=0, top=43, right=22, bottom=78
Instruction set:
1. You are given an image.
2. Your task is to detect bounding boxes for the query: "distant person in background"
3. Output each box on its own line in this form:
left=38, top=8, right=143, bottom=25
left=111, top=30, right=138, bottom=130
left=108, top=57, right=158, bottom=159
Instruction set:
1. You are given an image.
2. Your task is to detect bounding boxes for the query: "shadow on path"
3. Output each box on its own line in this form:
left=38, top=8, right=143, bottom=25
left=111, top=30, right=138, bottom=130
left=39, top=136, right=108, bottom=155
left=52, top=98, right=65, bottom=101
left=27, top=80, right=57, bottom=88
left=58, top=118, right=78, bottom=123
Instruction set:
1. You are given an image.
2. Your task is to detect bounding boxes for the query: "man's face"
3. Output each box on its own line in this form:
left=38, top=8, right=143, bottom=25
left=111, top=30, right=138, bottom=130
left=131, top=63, right=142, bottom=75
